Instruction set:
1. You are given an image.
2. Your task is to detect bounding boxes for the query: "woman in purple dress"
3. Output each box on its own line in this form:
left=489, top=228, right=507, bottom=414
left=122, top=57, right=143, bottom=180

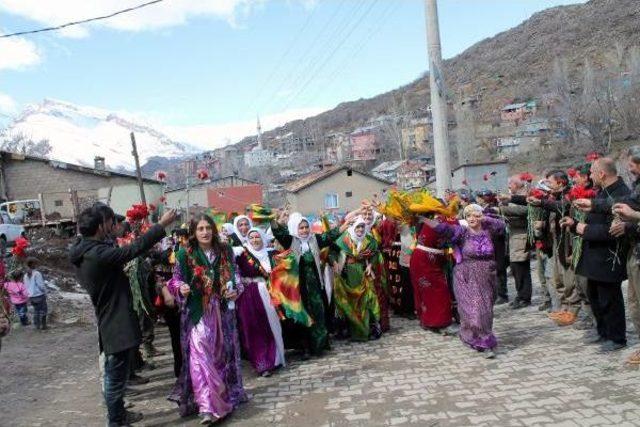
left=167, top=214, right=247, bottom=425
left=425, top=204, right=506, bottom=358
left=235, top=228, right=285, bottom=377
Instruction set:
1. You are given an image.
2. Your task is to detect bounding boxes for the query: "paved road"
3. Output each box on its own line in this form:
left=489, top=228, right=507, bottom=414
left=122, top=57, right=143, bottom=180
left=2, top=283, right=639, bottom=426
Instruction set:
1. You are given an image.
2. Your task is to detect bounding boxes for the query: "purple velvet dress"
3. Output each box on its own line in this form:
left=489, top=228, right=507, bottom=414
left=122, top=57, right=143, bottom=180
left=235, top=250, right=285, bottom=374
left=436, top=217, right=505, bottom=351
left=167, top=251, right=248, bottom=419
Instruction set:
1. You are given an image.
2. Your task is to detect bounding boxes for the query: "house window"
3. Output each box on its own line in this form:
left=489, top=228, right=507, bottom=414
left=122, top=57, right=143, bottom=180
left=324, top=193, right=339, bottom=209
left=54, top=200, right=63, bottom=207
left=345, top=191, right=353, bottom=198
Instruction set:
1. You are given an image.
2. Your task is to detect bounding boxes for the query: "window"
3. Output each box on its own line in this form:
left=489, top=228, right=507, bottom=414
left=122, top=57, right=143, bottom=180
left=345, top=191, right=353, bottom=198
left=324, top=193, right=339, bottom=209
left=54, top=200, right=63, bottom=207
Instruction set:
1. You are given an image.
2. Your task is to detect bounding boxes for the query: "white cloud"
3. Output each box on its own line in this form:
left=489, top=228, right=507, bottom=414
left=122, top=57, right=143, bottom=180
left=162, top=106, right=328, bottom=150
left=0, top=36, right=40, bottom=70
left=0, top=0, right=270, bottom=38
left=0, top=93, right=17, bottom=114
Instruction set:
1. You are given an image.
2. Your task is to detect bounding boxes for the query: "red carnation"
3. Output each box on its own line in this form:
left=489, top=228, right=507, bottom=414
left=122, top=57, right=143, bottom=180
left=11, top=236, right=29, bottom=258
left=126, top=203, right=149, bottom=221
left=529, top=188, right=546, bottom=199
left=149, top=204, right=157, bottom=212
left=519, top=172, right=534, bottom=183
left=483, top=174, right=489, bottom=181
left=586, top=152, right=600, bottom=162
left=535, top=241, right=544, bottom=250
left=197, top=169, right=209, bottom=181
left=567, top=168, right=577, bottom=178
left=194, top=266, right=206, bottom=278
left=159, top=196, right=167, bottom=203
left=566, top=185, right=597, bottom=201
left=155, top=170, right=167, bottom=182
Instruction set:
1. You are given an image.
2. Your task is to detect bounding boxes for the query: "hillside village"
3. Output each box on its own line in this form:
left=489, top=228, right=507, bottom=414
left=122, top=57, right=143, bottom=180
left=147, top=0, right=640, bottom=205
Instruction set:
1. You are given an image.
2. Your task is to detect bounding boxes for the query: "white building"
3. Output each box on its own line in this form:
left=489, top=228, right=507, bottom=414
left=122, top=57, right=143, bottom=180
left=244, top=116, right=276, bottom=168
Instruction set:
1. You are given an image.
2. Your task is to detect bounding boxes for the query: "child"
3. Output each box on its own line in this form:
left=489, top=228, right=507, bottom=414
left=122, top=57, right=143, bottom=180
left=24, top=258, right=48, bottom=330
left=4, top=270, right=30, bottom=326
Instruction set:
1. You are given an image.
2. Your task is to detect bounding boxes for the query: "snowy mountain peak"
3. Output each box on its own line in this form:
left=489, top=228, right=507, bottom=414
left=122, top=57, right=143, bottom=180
left=1, top=99, right=201, bottom=171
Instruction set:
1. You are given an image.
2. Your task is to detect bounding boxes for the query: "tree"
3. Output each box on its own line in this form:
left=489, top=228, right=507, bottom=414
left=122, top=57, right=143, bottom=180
left=0, top=132, right=53, bottom=157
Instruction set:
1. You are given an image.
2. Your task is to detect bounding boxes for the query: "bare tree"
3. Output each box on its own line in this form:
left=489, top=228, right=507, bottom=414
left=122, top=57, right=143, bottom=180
left=0, top=132, right=53, bottom=157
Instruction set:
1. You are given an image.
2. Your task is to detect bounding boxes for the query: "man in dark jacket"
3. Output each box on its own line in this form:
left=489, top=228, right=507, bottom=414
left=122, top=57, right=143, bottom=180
left=498, top=176, right=532, bottom=309
left=69, top=203, right=175, bottom=426
left=566, top=158, right=630, bottom=352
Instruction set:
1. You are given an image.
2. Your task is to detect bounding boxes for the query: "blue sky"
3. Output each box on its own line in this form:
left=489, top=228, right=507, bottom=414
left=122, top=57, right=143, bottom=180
left=0, top=0, right=586, bottom=145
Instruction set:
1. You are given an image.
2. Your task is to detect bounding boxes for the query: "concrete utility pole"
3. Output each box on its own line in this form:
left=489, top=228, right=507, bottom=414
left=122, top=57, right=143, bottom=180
left=424, top=0, right=452, bottom=197
left=130, top=132, right=147, bottom=205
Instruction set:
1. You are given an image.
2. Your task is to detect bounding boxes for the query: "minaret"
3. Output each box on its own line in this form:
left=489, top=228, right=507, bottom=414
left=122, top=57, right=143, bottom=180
left=257, top=115, right=263, bottom=150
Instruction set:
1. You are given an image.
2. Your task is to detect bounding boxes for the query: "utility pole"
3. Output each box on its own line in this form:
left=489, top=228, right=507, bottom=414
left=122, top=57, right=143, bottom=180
left=424, top=0, right=452, bottom=197
left=130, top=132, right=147, bottom=205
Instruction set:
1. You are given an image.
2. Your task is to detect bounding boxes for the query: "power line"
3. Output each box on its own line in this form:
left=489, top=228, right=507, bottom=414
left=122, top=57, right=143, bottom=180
left=255, top=0, right=354, bottom=114
left=301, top=1, right=401, bottom=110
left=247, top=4, right=320, bottom=114
left=278, top=0, right=381, bottom=113
left=0, top=0, right=165, bottom=38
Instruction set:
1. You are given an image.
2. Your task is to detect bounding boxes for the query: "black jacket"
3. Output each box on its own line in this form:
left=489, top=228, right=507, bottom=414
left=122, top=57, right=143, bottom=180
left=69, top=224, right=166, bottom=354
left=576, top=177, right=631, bottom=283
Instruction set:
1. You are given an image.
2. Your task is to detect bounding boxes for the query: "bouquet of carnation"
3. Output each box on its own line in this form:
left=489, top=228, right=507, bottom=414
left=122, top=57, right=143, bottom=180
left=527, top=188, right=546, bottom=246
left=566, top=185, right=597, bottom=268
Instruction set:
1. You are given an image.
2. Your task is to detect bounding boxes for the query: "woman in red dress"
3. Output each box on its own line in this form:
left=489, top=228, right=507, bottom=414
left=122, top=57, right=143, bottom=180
left=410, top=221, right=453, bottom=331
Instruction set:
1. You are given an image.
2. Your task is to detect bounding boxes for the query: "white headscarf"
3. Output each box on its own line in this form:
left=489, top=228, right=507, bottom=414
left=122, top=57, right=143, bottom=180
left=221, top=223, right=234, bottom=237
left=287, top=212, right=311, bottom=252
left=348, top=216, right=367, bottom=251
left=244, top=227, right=273, bottom=273
left=233, top=215, right=253, bottom=245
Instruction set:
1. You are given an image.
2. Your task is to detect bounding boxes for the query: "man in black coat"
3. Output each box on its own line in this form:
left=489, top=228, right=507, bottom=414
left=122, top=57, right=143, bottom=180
left=69, top=203, right=175, bottom=426
left=564, top=158, right=630, bottom=352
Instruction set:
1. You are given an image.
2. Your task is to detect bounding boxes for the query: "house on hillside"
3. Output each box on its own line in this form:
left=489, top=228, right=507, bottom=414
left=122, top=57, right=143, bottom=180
left=451, top=160, right=509, bottom=192
left=350, top=126, right=381, bottom=161
left=165, top=175, right=262, bottom=216
left=397, top=162, right=435, bottom=190
left=500, top=101, right=536, bottom=123
left=285, top=166, right=391, bottom=215
left=0, top=152, right=162, bottom=219
left=401, top=117, right=433, bottom=157
left=371, top=161, right=404, bottom=183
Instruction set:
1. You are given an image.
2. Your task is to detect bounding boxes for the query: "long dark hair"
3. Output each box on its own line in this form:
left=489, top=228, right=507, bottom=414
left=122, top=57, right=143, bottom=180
left=188, top=214, right=223, bottom=256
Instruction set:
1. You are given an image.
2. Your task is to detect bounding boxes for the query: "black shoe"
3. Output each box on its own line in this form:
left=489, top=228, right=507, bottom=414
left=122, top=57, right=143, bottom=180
left=573, top=319, right=595, bottom=331
left=599, top=341, right=627, bottom=353
left=511, top=300, right=531, bottom=310
left=495, top=297, right=509, bottom=305
left=128, top=374, right=149, bottom=386
left=583, top=335, right=607, bottom=345
left=538, top=301, right=552, bottom=312
left=121, top=410, right=143, bottom=425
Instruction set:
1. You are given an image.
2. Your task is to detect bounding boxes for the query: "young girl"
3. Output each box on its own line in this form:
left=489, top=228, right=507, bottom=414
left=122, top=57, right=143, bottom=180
left=4, top=270, right=30, bottom=326
left=24, top=258, right=47, bottom=330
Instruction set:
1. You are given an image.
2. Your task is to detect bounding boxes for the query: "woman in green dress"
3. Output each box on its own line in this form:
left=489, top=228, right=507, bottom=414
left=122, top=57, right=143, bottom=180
left=270, top=211, right=344, bottom=358
left=332, top=217, right=383, bottom=341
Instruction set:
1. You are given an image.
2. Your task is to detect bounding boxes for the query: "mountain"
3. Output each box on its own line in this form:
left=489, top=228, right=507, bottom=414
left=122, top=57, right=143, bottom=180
left=0, top=99, right=200, bottom=171
left=233, top=0, right=640, bottom=162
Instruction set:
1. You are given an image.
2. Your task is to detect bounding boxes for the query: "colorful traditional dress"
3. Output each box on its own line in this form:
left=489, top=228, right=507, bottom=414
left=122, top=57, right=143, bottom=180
left=270, top=213, right=341, bottom=356
left=435, top=217, right=505, bottom=350
left=332, top=220, right=383, bottom=341
left=379, top=219, right=402, bottom=313
left=370, top=217, right=390, bottom=331
left=410, top=223, right=452, bottom=329
left=235, top=229, right=285, bottom=374
left=167, top=244, right=247, bottom=420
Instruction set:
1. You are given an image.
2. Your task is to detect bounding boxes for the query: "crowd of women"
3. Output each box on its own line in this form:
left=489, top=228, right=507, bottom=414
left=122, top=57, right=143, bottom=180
left=145, top=185, right=517, bottom=424
left=154, top=149, right=640, bottom=424
left=8, top=148, right=640, bottom=426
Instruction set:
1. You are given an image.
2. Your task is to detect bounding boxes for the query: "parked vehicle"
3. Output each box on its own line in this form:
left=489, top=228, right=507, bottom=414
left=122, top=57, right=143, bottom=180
left=0, top=211, right=26, bottom=252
